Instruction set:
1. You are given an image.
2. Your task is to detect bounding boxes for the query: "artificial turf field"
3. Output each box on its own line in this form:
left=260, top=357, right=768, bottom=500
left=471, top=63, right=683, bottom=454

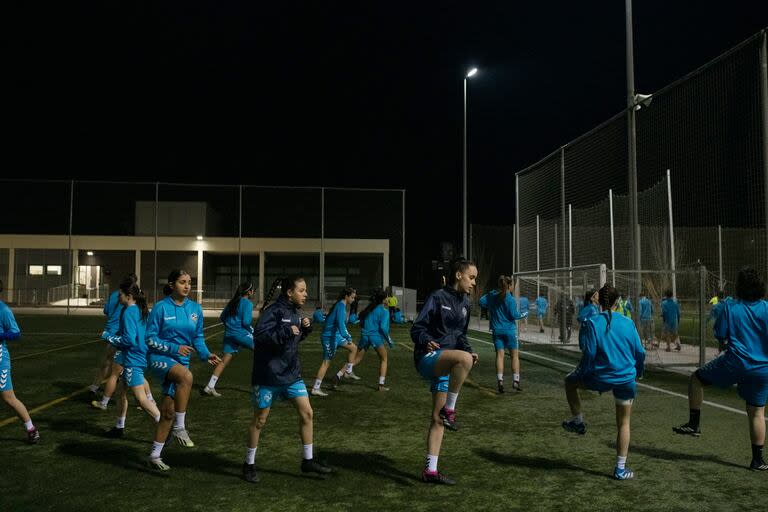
left=0, top=315, right=765, bottom=511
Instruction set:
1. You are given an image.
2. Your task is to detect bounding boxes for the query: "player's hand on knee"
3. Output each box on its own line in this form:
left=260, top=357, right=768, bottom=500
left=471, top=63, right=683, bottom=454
left=178, top=345, right=195, bottom=357
left=471, top=352, right=479, bottom=365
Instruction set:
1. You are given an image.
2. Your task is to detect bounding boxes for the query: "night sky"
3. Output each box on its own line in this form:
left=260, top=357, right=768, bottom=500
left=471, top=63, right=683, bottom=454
left=5, top=2, right=768, bottom=293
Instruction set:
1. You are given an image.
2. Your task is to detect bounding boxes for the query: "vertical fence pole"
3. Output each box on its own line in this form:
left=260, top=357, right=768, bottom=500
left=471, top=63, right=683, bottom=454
left=512, top=223, right=516, bottom=276
left=402, top=189, right=406, bottom=287
left=536, top=214, right=540, bottom=298
left=667, top=169, right=677, bottom=298
left=626, top=0, right=641, bottom=306
left=516, top=174, right=521, bottom=274
left=320, top=187, right=325, bottom=308
left=153, top=182, right=159, bottom=305
left=67, top=180, right=74, bottom=315
left=760, top=30, right=768, bottom=282
left=609, top=189, right=616, bottom=285
left=568, top=203, right=573, bottom=300
left=699, top=265, right=707, bottom=367
left=718, top=225, right=724, bottom=291
left=238, top=185, right=242, bottom=286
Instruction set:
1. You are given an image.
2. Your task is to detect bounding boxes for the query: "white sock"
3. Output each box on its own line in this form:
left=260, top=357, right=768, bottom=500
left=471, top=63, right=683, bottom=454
left=150, top=441, right=164, bottom=459
left=146, top=392, right=154, bottom=403
left=496, top=373, right=503, bottom=381
left=174, top=412, right=186, bottom=430
left=513, top=373, right=520, bottom=382
left=336, top=370, right=344, bottom=378
left=313, top=379, right=322, bottom=390
left=116, top=416, right=126, bottom=429
left=245, top=447, right=257, bottom=465
left=207, top=375, right=219, bottom=389
left=89, top=384, right=99, bottom=393
left=303, top=443, right=313, bottom=460
left=23, top=420, right=34, bottom=431
left=378, top=376, right=386, bottom=385
left=445, top=392, right=459, bottom=411
left=616, top=455, right=627, bottom=469
left=571, top=413, right=584, bottom=424
left=345, top=363, right=354, bottom=374
left=100, top=395, right=111, bottom=407
left=426, top=454, right=439, bottom=473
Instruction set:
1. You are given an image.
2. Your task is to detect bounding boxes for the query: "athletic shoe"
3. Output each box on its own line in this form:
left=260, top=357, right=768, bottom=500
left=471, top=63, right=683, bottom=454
left=242, top=463, right=260, bottom=483
left=148, top=457, right=170, bottom=471
left=344, top=371, right=361, bottom=381
left=172, top=428, right=195, bottom=447
left=562, top=419, right=586, bottom=435
left=665, top=347, right=672, bottom=352
left=202, top=386, right=222, bottom=397
left=539, top=328, right=545, bottom=333
left=91, top=400, right=108, bottom=411
left=378, top=385, right=390, bottom=392
left=439, top=407, right=458, bottom=431
left=105, top=427, right=125, bottom=439
left=310, top=388, right=328, bottom=397
left=613, top=467, right=634, bottom=480
left=332, top=374, right=342, bottom=389
left=512, top=381, right=522, bottom=392
left=497, top=380, right=504, bottom=394
left=26, top=428, right=40, bottom=444
left=88, top=389, right=100, bottom=403
left=674, top=344, right=682, bottom=352
left=421, top=470, right=456, bottom=485
left=301, top=458, right=332, bottom=474
left=750, top=459, right=768, bottom=471
left=672, top=423, right=701, bottom=437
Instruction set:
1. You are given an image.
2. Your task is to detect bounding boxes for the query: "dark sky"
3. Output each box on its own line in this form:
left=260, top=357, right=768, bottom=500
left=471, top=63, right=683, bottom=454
left=5, top=1, right=768, bottom=293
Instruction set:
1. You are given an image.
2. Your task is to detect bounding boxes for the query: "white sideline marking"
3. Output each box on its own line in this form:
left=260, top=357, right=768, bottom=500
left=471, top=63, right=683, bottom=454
left=467, top=333, right=748, bottom=417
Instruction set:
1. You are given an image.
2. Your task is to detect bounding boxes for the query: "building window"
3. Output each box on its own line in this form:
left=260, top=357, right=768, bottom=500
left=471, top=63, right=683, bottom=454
left=29, top=265, right=44, bottom=275
left=47, top=265, right=63, bottom=275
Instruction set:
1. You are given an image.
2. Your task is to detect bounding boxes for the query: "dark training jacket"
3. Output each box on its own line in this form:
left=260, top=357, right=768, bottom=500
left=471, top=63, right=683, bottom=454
left=410, top=287, right=473, bottom=367
left=252, top=295, right=311, bottom=386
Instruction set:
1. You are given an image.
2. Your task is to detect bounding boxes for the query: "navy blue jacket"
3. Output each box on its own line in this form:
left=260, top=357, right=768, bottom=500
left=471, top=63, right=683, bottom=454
left=252, top=295, right=311, bottom=387
left=410, top=287, right=473, bottom=366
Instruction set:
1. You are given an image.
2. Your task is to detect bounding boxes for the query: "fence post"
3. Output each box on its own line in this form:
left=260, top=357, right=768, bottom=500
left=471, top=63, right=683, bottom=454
left=67, top=180, right=74, bottom=315
left=609, top=189, right=616, bottom=285
left=718, top=225, right=723, bottom=291
left=238, top=185, right=243, bottom=285
left=536, top=214, right=540, bottom=297
left=667, top=169, right=677, bottom=298
left=320, top=187, right=326, bottom=307
left=759, top=30, right=768, bottom=282
left=599, top=263, right=607, bottom=287
left=699, top=265, right=707, bottom=367
left=516, top=174, right=521, bottom=274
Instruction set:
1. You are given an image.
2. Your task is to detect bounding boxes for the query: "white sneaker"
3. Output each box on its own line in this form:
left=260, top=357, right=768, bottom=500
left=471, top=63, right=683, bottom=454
left=203, top=386, right=221, bottom=397
left=344, top=371, right=361, bottom=381
left=148, top=457, right=171, bottom=471
left=91, top=400, right=108, bottom=411
left=172, top=429, right=195, bottom=448
left=310, top=388, right=328, bottom=397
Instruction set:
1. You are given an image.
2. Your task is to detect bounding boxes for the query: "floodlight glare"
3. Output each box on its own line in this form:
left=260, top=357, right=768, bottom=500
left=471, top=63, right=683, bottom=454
left=466, top=68, right=478, bottom=78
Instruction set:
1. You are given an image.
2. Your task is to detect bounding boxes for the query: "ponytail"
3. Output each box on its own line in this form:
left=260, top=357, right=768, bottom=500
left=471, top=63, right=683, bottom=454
left=497, top=274, right=513, bottom=299
left=121, top=282, right=149, bottom=320
left=359, top=288, right=387, bottom=324
left=223, top=281, right=254, bottom=319
left=260, top=278, right=282, bottom=313
left=598, top=284, right=619, bottom=332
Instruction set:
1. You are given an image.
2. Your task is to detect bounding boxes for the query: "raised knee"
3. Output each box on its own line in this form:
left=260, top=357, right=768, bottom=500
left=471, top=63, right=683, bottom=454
left=161, top=408, right=175, bottom=421
left=301, top=408, right=313, bottom=423
left=180, top=370, right=193, bottom=387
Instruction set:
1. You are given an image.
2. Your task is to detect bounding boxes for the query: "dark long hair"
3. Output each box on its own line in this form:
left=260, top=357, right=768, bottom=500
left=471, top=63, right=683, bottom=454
left=163, top=269, right=190, bottom=297
left=598, top=283, right=620, bottom=332
left=359, top=288, right=387, bottom=324
left=447, top=258, right=476, bottom=286
left=736, top=266, right=766, bottom=301
left=223, top=282, right=254, bottom=319
left=120, top=281, right=149, bottom=320
left=497, top=275, right=513, bottom=299
left=332, top=287, right=356, bottom=312
left=260, top=276, right=305, bottom=313
left=583, top=288, right=597, bottom=308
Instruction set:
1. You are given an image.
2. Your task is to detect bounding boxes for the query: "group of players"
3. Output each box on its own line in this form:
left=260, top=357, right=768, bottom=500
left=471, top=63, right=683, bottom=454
left=1, top=258, right=768, bottom=484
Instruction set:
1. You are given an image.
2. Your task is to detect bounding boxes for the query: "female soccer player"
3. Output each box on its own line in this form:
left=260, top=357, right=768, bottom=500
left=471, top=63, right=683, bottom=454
left=562, top=283, right=645, bottom=480
left=410, top=258, right=479, bottom=485
left=0, top=286, right=39, bottom=444
left=577, top=289, right=599, bottom=325
left=638, top=292, right=655, bottom=348
left=146, top=269, right=221, bottom=470
left=242, top=276, right=331, bottom=483
left=103, top=282, right=161, bottom=437
left=519, top=295, right=530, bottom=333
left=661, top=289, right=681, bottom=352
left=482, top=275, right=527, bottom=393
left=673, top=267, right=768, bottom=470
left=353, top=288, right=393, bottom=391
left=311, top=287, right=358, bottom=396
left=535, top=293, right=548, bottom=333
left=202, top=282, right=256, bottom=397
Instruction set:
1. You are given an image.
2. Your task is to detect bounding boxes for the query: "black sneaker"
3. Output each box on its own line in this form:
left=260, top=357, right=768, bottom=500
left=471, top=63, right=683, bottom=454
left=750, top=459, right=768, bottom=471
left=105, top=427, right=125, bottom=438
left=26, top=428, right=40, bottom=444
left=562, top=419, right=586, bottom=435
left=439, top=407, right=458, bottom=431
left=332, top=374, right=342, bottom=390
left=301, top=458, right=332, bottom=474
left=243, top=463, right=260, bottom=483
left=512, top=381, right=522, bottom=392
left=672, top=423, right=701, bottom=437
left=497, top=380, right=504, bottom=394
left=421, top=469, right=456, bottom=485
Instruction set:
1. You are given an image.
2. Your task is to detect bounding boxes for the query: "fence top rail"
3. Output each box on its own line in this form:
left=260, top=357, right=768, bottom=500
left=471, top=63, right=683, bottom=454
left=611, top=268, right=706, bottom=275
left=513, top=263, right=605, bottom=277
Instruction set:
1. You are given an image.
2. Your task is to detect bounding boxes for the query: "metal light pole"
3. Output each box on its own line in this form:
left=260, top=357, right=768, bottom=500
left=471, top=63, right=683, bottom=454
left=463, top=67, right=478, bottom=258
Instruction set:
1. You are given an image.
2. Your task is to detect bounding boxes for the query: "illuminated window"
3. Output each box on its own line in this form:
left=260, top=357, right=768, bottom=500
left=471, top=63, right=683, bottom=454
left=29, top=265, right=44, bottom=275
left=47, top=265, right=63, bottom=275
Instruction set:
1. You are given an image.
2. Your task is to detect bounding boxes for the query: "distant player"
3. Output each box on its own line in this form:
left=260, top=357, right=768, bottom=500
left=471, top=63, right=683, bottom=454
left=562, top=283, right=645, bottom=480
left=353, top=288, right=393, bottom=391
left=535, top=293, right=548, bottom=333
left=577, top=289, right=599, bottom=325
left=673, top=267, right=768, bottom=471
left=638, top=292, right=655, bottom=348
left=481, top=275, right=527, bottom=393
left=661, top=289, right=681, bottom=352
left=311, top=287, right=359, bottom=396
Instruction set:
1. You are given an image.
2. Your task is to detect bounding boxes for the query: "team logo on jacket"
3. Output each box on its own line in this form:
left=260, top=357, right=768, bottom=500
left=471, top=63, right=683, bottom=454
left=190, top=313, right=198, bottom=322
left=461, top=307, right=467, bottom=317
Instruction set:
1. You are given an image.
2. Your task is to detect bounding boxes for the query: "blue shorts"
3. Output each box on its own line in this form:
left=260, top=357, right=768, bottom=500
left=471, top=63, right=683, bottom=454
left=122, top=366, right=146, bottom=388
left=222, top=334, right=255, bottom=355
left=417, top=350, right=450, bottom=393
left=662, top=322, right=679, bottom=336
left=251, top=380, right=309, bottom=409
left=358, top=335, right=385, bottom=351
left=697, top=354, right=768, bottom=407
left=0, top=345, right=13, bottom=392
left=537, top=312, right=546, bottom=319
left=565, top=371, right=637, bottom=401
left=113, top=350, right=125, bottom=366
left=493, top=332, right=518, bottom=351
left=321, top=335, right=352, bottom=360
left=149, top=354, right=184, bottom=397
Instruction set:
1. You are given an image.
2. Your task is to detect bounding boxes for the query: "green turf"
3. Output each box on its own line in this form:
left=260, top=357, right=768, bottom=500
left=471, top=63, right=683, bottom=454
left=0, top=316, right=764, bottom=511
